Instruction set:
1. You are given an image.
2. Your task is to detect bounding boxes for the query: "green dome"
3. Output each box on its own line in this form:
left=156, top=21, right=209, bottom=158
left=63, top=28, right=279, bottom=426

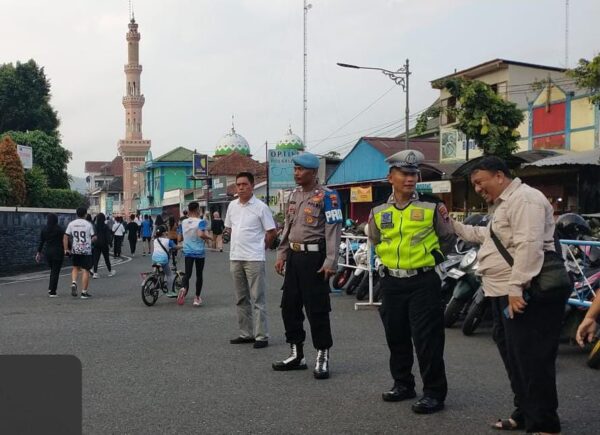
left=215, top=126, right=250, bottom=156
left=276, top=126, right=304, bottom=151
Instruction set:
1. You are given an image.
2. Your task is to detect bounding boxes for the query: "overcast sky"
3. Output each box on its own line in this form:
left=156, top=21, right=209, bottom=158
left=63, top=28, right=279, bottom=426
left=2, top=0, right=599, bottom=177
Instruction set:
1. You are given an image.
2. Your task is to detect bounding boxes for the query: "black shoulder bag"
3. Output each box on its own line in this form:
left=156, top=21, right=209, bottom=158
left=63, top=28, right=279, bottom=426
left=489, top=225, right=571, bottom=303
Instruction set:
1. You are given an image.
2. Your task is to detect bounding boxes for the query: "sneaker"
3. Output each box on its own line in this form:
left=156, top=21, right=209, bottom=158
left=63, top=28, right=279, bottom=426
left=193, top=296, right=203, bottom=307
left=48, top=291, right=58, bottom=298
left=80, top=292, right=92, bottom=299
left=177, top=288, right=187, bottom=305
left=71, top=282, right=78, bottom=297
left=93, top=273, right=99, bottom=279
left=165, top=290, right=178, bottom=298
left=108, top=270, right=116, bottom=277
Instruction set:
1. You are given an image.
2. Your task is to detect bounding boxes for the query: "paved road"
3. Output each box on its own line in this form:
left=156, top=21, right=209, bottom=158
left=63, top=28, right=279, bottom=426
left=1, top=247, right=599, bottom=434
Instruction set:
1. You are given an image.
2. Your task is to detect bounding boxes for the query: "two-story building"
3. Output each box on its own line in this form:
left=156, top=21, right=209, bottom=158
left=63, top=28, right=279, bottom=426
left=84, top=156, right=124, bottom=216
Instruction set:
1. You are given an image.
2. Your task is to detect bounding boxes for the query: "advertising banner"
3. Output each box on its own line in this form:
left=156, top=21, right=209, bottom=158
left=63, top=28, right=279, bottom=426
left=193, top=153, right=208, bottom=178
left=268, top=149, right=299, bottom=190
left=17, top=144, right=33, bottom=169
left=350, top=186, right=373, bottom=203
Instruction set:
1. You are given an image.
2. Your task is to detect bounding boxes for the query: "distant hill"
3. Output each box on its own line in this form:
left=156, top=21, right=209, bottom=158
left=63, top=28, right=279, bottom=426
left=69, top=176, right=87, bottom=194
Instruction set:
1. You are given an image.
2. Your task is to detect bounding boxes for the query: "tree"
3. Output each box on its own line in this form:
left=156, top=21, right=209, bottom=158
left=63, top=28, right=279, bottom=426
left=6, top=130, right=71, bottom=188
left=0, top=135, right=26, bottom=205
left=0, top=168, right=9, bottom=206
left=430, top=78, right=524, bottom=158
left=0, top=59, right=59, bottom=135
left=24, top=166, right=48, bottom=207
left=567, top=54, right=600, bottom=106
left=324, top=151, right=341, bottom=159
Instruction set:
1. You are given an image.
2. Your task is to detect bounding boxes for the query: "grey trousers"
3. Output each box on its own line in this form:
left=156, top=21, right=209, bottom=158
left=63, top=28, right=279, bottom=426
left=230, top=260, right=269, bottom=341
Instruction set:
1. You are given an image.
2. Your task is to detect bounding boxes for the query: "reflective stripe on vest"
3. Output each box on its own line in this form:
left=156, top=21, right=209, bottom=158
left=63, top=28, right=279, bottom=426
left=373, top=201, right=441, bottom=270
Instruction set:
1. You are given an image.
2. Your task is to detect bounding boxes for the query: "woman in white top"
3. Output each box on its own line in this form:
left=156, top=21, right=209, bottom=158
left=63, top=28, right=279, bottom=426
left=112, top=216, right=126, bottom=258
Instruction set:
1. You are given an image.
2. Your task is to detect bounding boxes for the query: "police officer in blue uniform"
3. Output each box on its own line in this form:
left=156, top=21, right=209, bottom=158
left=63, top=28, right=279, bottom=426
left=273, top=152, right=343, bottom=379
left=367, top=150, right=454, bottom=413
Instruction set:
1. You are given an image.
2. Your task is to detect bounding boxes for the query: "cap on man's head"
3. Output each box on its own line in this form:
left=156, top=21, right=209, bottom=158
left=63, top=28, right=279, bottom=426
left=292, top=152, right=320, bottom=169
left=386, top=149, right=424, bottom=173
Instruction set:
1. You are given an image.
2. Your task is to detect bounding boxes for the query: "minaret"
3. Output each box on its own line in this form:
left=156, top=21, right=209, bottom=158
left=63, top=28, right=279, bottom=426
left=117, top=14, right=151, bottom=216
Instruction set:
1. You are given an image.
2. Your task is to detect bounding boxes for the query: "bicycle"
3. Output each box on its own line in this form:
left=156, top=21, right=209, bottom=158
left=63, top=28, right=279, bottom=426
left=141, top=249, right=184, bottom=306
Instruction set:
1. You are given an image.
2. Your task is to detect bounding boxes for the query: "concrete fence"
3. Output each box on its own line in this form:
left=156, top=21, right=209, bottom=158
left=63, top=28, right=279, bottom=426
left=0, top=207, right=76, bottom=275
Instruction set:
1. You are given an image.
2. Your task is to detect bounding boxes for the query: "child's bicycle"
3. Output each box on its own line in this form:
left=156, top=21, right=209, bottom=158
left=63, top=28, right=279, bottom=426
left=141, top=249, right=184, bottom=306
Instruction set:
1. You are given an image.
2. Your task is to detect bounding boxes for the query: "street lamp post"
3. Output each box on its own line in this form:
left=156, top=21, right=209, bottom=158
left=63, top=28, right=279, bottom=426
left=337, top=59, right=411, bottom=149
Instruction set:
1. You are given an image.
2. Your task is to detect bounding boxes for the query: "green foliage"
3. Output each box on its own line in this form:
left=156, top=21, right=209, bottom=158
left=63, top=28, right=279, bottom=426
left=567, top=54, right=600, bottom=106
left=415, top=106, right=441, bottom=136
left=437, top=78, right=524, bottom=159
left=41, top=189, right=88, bottom=209
left=324, top=151, right=340, bottom=159
left=0, top=59, right=59, bottom=135
left=0, top=135, right=26, bottom=205
left=6, top=130, right=71, bottom=188
left=24, top=165, right=48, bottom=207
left=0, top=168, right=10, bottom=206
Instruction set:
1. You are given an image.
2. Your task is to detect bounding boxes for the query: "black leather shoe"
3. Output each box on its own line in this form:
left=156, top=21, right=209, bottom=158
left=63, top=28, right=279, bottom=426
left=382, top=385, right=416, bottom=402
left=230, top=336, right=255, bottom=344
left=253, top=340, right=268, bottom=349
left=411, top=396, right=445, bottom=414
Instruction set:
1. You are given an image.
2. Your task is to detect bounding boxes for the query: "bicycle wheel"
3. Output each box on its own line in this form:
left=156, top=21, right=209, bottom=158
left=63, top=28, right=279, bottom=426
left=141, top=275, right=160, bottom=306
left=172, top=272, right=184, bottom=293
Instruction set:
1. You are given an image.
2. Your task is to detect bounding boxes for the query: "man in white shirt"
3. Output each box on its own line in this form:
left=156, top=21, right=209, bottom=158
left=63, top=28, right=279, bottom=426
left=225, top=172, right=277, bottom=348
left=64, top=207, right=96, bottom=299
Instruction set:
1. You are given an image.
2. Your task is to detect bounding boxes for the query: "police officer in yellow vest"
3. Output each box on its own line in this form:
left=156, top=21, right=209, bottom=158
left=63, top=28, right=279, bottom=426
left=367, top=149, right=454, bottom=414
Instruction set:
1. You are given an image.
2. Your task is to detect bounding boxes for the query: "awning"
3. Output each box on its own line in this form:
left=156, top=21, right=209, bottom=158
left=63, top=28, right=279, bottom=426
left=452, top=150, right=561, bottom=177
left=524, top=148, right=600, bottom=167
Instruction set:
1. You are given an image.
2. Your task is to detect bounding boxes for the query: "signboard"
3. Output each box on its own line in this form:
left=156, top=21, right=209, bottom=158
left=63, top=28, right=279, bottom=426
left=416, top=180, right=451, bottom=194
left=268, top=149, right=299, bottom=189
left=193, top=153, right=208, bottom=178
left=105, top=197, right=114, bottom=215
left=350, top=186, right=373, bottom=203
left=17, top=144, right=33, bottom=169
left=211, top=176, right=228, bottom=200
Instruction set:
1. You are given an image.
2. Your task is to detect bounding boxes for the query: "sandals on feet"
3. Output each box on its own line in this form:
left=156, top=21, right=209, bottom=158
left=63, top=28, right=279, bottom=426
left=492, top=419, right=524, bottom=431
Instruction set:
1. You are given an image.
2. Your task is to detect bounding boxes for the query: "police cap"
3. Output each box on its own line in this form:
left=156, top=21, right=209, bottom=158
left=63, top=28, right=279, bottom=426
left=386, top=149, right=424, bottom=173
left=292, top=152, right=320, bottom=169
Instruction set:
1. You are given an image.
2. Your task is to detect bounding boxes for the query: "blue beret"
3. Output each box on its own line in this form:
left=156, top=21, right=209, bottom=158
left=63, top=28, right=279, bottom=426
left=292, top=152, right=320, bottom=169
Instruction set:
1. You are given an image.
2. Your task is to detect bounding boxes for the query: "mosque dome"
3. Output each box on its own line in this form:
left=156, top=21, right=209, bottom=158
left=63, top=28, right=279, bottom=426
left=276, top=126, right=304, bottom=151
left=215, top=126, right=251, bottom=156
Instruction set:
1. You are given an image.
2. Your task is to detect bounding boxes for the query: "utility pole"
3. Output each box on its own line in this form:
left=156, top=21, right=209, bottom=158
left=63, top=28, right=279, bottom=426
left=303, top=1, right=312, bottom=145
left=265, top=140, right=270, bottom=207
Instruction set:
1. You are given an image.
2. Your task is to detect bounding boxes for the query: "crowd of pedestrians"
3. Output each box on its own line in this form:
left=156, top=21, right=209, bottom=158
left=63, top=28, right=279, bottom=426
left=33, top=152, right=600, bottom=434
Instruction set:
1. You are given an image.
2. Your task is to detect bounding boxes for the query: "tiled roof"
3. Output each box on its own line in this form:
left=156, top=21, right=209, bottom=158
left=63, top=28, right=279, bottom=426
left=209, top=151, right=267, bottom=177
left=85, top=161, right=110, bottom=173
left=85, top=156, right=123, bottom=176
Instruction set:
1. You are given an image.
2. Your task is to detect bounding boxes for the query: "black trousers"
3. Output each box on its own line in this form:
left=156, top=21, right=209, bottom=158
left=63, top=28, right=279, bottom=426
left=183, top=257, right=205, bottom=297
left=491, top=296, right=563, bottom=433
left=113, top=235, right=124, bottom=257
left=128, top=237, right=137, bottom=254
left=281, top=250, right=332, bottom=350
left=92, top=245, right=111, bottom=273
left=379, top=270, right=447, bottom=400
left=46, top=252, right=64, bottom=293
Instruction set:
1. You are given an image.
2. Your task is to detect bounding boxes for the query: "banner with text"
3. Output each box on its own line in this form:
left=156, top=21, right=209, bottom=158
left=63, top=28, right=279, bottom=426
left=268, top=149, right=299, bottom=190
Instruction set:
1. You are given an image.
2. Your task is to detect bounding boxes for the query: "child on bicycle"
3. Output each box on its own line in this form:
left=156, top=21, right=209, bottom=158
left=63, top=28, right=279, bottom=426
left=152, top=225, right=178, bottom=297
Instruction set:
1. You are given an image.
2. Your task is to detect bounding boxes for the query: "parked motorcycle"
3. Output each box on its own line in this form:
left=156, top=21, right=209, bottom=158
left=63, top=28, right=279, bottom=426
left=444, top=246, right=481, bottom=328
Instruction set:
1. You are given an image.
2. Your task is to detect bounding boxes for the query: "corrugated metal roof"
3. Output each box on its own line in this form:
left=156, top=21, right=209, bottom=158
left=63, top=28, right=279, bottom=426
left=525, top=149, right=600, bottom=167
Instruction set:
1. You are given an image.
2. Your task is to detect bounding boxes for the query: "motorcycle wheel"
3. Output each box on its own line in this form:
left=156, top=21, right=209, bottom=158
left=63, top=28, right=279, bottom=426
left=330, top=268, right=352, bottom=292
left=462, top=299, right=487, bottom=336
left=355, top=273, right=371, bottom=300
left=588, top=340, right=600, bottom=369
left=344, top=272, right=362, bottom=295
left=444, top=297, right=466, bottom=328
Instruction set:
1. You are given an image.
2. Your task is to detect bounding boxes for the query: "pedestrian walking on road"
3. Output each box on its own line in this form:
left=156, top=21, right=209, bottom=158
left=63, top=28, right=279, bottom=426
left=36, top=213, right=65, bottom=297
left=211, top=211, right=225, bottom=252
left=452, top=156, right=566, bottom=434
left=177, top=201, right=212, bottom=307
left=92, top=213, right=115, bottom=278
left=367, top=150, right=454, bottom=414
left=225, top=172, right=277, bottom=349
left=64, top=207, right=96, bottom=299
left=126, top=214, right=139, bottom=256
left=141, top=214, right=153, bottom=256
left=273, top=152, right=342, bottom=379
left=112, top=216, right=125, bottom=258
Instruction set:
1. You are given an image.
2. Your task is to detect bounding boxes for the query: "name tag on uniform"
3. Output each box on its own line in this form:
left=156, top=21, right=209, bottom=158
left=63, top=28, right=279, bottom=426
left=410, top=209, right=424, bottom=221
left=381, top=212, right=393, bottom=229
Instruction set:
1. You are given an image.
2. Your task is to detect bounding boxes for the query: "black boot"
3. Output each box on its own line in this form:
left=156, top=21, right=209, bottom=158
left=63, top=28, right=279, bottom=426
left=313, top=349, right=330, bottom=379
left=272, top=344, right=307, bottom=371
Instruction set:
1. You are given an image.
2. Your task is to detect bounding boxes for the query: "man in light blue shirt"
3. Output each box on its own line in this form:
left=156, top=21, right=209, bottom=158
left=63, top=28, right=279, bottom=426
left=177, top=201, right=211, bottom=307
